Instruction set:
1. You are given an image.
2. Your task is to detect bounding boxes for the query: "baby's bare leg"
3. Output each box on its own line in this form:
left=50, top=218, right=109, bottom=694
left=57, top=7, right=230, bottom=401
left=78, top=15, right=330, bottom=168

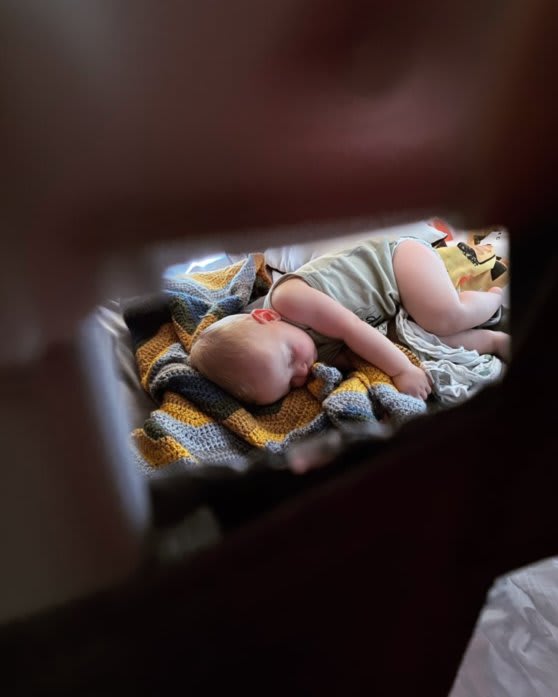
left=440, top=329, right=510, bottom=362
left=393, top=240, right=503, bottom=336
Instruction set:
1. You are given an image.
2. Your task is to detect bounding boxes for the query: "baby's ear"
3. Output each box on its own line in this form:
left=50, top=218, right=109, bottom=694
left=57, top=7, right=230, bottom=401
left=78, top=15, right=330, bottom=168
left=251, top=308, right=281, bottom=324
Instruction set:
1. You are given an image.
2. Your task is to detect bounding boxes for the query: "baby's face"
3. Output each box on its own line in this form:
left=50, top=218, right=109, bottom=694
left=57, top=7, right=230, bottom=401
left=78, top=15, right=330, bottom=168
left=244, top=319, right=318, bottom=404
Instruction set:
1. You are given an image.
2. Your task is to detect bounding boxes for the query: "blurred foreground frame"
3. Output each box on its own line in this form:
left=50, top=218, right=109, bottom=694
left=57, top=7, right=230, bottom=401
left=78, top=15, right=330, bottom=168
left=2, top=1, right=558, bottom=695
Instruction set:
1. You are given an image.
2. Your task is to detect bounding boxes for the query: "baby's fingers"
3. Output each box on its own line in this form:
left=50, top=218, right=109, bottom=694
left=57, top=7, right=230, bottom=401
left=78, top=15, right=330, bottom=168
left=419, top=380, right=432, bottom=401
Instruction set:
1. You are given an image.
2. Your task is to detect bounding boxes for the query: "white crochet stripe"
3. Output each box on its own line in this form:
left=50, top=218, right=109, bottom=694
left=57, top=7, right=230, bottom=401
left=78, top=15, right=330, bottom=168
left=395, top=309, right=504, bottom=407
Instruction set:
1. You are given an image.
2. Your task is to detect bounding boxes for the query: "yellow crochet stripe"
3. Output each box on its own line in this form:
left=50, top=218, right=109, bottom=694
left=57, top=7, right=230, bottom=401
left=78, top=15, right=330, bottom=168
left=185, top=253, right=269, bottom=290
left=254, top=254, right=272, bottom=283
left=188, top=259, right=249, bottom=290
left=336, top=371, right=391, bottom=394
left=253, top=391, right=322, bottom=434
left=132, top=429, right=193, bottom=467
left=175, top=254, right=271, bottom=351
left=223, top=391, right=322, bottom=447
left=162, top=392, right=214, bottom=427
left=135, top=323, right=177, bottom=390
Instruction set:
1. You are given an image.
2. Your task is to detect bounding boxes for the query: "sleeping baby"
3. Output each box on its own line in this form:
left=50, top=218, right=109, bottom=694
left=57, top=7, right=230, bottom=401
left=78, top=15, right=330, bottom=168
left=190, top=235, right=509, bottom=405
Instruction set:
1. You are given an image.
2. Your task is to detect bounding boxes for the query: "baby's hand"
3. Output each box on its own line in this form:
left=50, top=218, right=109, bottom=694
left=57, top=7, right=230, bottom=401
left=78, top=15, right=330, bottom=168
left=392, top=365, right=432, bottom=401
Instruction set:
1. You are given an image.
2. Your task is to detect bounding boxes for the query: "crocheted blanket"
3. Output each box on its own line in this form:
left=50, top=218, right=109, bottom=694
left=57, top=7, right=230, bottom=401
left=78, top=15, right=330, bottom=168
left=124, top=254, right=428, bottom=473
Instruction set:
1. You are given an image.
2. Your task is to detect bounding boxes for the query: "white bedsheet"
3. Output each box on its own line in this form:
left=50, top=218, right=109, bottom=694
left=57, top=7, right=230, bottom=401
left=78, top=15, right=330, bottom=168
left=450, top=557, right=558, bottom=697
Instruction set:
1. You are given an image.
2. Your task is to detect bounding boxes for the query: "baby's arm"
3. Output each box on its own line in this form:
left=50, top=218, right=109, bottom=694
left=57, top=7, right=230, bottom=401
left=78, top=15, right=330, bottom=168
left=272, top=278, right=431, bottom=400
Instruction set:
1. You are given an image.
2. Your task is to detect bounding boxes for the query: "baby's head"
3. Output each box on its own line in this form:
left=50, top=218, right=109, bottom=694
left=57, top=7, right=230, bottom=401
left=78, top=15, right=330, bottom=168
left=190, top=309, right=318, bottom=404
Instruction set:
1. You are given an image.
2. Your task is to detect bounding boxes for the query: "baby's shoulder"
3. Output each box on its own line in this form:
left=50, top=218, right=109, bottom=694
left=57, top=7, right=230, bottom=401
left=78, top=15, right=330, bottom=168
left=271, top=275, right=310, bottom=300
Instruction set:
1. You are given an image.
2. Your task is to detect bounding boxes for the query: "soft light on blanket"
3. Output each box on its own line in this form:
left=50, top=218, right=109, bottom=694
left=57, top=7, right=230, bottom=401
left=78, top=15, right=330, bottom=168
left=124, top=254, right=427, bottom=472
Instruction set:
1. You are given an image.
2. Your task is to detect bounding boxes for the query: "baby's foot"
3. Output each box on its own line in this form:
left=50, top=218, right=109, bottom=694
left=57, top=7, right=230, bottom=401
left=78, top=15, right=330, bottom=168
left=492, top=331, right=511, bottom=362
